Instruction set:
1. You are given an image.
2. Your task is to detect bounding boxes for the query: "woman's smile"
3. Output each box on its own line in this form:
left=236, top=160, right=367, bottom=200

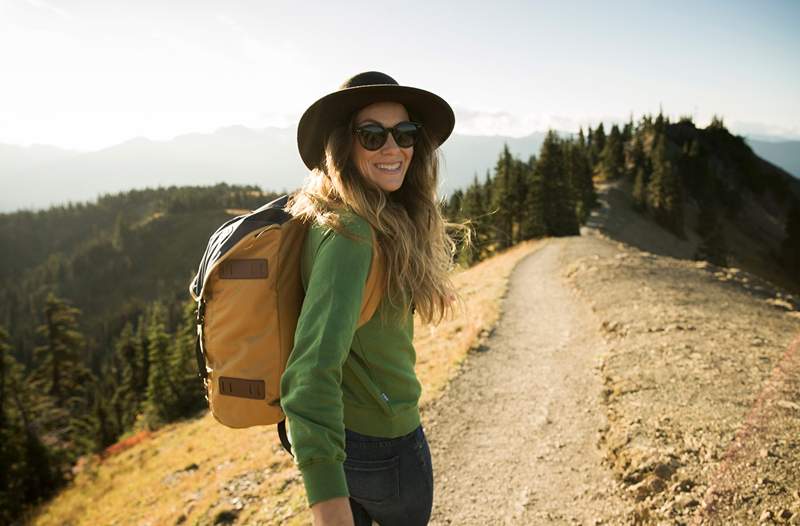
left=351, top=101, right=414, bottom=193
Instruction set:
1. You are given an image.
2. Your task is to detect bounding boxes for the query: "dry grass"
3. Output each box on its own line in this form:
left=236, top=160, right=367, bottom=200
left=27, top=239, right=541, bottom=526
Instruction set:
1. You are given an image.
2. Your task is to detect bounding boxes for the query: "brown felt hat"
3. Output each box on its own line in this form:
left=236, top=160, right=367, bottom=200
left=297, top=71, right=455, bottom=171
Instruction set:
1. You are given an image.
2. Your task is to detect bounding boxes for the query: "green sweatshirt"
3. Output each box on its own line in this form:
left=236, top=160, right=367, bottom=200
left=279, top=210, right=422, bottom=506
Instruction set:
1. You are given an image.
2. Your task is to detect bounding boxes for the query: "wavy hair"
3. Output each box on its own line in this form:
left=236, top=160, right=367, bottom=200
left=285, top=109, right=470, bottom=326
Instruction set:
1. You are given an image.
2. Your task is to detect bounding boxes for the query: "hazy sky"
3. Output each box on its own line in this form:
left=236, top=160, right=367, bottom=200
left=1, top=0, right=798, bottom=151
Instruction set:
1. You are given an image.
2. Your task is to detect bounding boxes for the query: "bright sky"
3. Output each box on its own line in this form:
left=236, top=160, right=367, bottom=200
left=1, top=0, right=798, bottom=151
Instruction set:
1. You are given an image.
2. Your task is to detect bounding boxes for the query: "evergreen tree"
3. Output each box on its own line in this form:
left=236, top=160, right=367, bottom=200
left=537, top=131, right=580, bottom=236
left=110, top=322, right=145, bottom=431
left=488, top=145, right=515, bottom=250
left=600, top=124, right=625, bottom=180
left=508, top=157, right=528, bottom=244
left=460, top=175, right=490, bottom=264
left=647, top=134, right=685, bottom=237
left=445, top=189, right=464, bottom=221
left=590, top=122, right=606, bottom=168
left=168, top=299, right=205, bottom=418
left=29, top=294, right=95, bottom=454
left=520, top=156, right=546, bottom=239
left=622, top=115, right=634, bottom=142
left=628, top=135, right=646, bottom=181
left=655, top=108, right=666, bottom=133
left=567, top=137, right=597, bottom=224
left=0, top=326, right=64, bottom=523
left=143, top=302, right=176, bottom=427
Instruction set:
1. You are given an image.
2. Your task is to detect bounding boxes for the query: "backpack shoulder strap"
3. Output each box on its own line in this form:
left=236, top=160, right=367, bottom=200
left=356, top=226, right=384, bottom=327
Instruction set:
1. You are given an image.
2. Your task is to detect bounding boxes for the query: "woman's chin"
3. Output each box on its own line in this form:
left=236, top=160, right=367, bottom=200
left=377, top=178, right=405, bottom=193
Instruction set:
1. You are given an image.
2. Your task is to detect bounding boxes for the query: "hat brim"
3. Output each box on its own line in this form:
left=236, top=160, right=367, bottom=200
left=297, top=84, right=455, bottom=171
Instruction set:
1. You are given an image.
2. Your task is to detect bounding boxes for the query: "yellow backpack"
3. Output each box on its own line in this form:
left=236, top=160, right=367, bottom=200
left=189, top=195, right=384, bottom=452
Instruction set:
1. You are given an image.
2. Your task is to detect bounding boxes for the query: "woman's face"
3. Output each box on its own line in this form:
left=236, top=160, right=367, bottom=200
left=351, top=102, right=413, bottom=193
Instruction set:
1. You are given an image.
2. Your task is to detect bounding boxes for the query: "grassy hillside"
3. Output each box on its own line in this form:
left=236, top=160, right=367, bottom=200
left=24, top=239, right=542, bottom=526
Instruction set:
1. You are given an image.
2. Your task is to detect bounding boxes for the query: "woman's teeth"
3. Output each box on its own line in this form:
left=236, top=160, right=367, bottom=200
left=375, top=162, right=401, bottom=171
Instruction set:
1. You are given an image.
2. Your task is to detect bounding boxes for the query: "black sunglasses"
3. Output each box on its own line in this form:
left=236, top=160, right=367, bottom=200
left=353, top=121, right=423, bottom=151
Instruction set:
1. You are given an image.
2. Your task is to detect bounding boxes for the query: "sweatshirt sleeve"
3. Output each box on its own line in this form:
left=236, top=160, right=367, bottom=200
left=279, top=212, right=373, bottom=506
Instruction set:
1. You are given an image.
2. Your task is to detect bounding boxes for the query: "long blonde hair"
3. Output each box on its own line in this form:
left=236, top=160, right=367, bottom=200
left=286, top=109, right=469, bottom=326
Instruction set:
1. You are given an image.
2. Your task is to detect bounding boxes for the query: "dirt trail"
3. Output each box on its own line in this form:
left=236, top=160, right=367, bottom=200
left=425, top=233, right=628, bottom=525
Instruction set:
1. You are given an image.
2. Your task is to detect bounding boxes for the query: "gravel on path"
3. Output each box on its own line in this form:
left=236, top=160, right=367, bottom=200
left=426, top=233, right=628, bottom=525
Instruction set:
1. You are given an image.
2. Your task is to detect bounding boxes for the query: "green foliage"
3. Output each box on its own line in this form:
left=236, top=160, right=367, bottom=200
left=168, top=300, right=206, bottom=418
left=537, top=131, right=580, bottom=236
left=447, top=133, right=593, bottom=264
left=109, top=322, right=144, bottom=432
left=1, top=324, right=67, bottom=523
left=143, top=302, right=176, bottom=427
left=488, top=145, right=516, bottom=250
left=519, top=157, right=546, bottom=240
left=456, top=176, right=492, bottom=265
left=0, top=184, right=281, bottom=524
left=600, top=124, right=625, bottom=180
left=588, top=123, right=606, bottom=168
left=646, top=134, right=685, bottom=237
left=29, top=294, right=98, bottom=459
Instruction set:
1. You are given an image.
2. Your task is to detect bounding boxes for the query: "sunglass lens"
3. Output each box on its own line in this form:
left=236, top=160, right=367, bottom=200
left=357, top=125, right=387, bottom=150
left=392, top=122, right=420, bottom=148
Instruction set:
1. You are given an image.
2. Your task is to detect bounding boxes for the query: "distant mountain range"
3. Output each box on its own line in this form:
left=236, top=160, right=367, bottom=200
left=1, top=126, right=797, bottom=213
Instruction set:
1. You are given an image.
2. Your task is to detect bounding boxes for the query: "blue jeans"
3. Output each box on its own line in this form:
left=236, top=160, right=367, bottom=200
left=344, top=424, right=433, bottom=526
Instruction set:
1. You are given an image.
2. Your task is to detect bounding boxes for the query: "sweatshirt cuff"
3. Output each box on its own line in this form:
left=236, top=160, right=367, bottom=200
left=300, top=460, right=349, bottom=506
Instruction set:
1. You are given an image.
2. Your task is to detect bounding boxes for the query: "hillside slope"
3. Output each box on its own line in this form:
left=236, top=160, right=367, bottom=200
left=25, top=237, right=541, bottom=526
left=566, top=237, right=800, bottom=524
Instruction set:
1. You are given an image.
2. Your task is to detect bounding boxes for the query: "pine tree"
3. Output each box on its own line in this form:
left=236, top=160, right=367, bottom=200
left=520, top=156, right=546, bottom=239
left=647, top=134, right=685, bottom=237
left=590, top=123, right=606, bottom=168
left=460, top=175, right=489, bottom=264
left=110, top=322, right=145, bottom=431
left=508, top=157, right=528, bottom=244
left=31, top=294, right=85, bottom=408
left=29, top=294, right=95, bottom=454
left=488, top=145, right=515, bottom=250
left=168, top=299, right=205, bottom=418
left=622, top=115, right=634, bottom=142
left=600, top=124, right=625, bottom=180
left=566, top=137, right=597, bottom=224
left=445, top=189, right=464, bottom=221
left=537, top=131, right=580, bottom=236
left=628, top=135, right=646, bottom=181
left=1, top=326, right=64, bottom=523
left=143, top=302, right=176, bottom=427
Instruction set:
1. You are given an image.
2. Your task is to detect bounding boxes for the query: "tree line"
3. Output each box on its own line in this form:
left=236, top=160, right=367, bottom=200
left=443, top=113, right=800, bottom=273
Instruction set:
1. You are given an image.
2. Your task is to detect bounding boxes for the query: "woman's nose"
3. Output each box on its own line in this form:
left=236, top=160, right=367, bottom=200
left=381, top=132, right=400, bottom=152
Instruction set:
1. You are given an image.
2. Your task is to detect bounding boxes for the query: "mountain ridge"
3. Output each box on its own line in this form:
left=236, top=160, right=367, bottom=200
left=3, top=126, right=797, bottom=213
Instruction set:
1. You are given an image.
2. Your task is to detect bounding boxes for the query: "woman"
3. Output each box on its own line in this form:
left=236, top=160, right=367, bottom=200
left=281, top=71, right=466, bottom=526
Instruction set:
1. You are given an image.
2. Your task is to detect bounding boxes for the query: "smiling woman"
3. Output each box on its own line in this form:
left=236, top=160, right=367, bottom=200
left=351, top=102, right=417, bottom=193
left=281, top=71, right=469, bottom=526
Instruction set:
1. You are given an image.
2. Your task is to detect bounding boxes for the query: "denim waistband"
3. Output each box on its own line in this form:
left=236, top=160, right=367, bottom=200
left=345, top=424, right=422, bottom=444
